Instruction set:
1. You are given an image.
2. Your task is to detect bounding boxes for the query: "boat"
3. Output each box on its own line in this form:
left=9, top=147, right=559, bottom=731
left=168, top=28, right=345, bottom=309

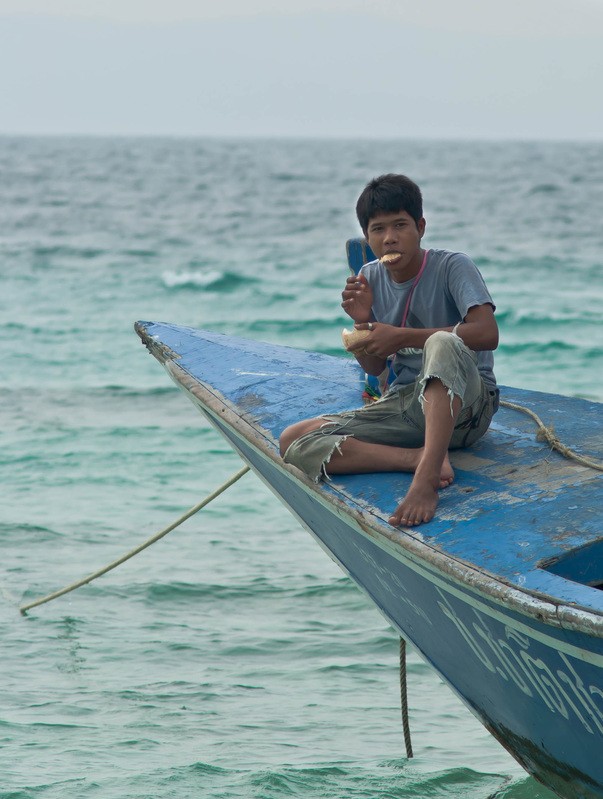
left=135, top=242, right=603, bottom=799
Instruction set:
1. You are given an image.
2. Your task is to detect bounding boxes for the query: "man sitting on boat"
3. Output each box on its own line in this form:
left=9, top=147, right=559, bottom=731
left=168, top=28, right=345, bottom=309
left=279, top=173, right=499, bottom=527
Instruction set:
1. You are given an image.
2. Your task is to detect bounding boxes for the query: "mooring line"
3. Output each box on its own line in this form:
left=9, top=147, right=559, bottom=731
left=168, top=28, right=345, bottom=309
left=20, top=465, right=251, bottom=615
left=499, top=399, right=603, bottom=472
left=399, top=637, right=413, bottom=758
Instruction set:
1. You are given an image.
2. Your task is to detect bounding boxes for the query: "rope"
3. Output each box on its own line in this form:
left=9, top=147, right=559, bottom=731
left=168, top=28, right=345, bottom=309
left=499, top=400, right=603, bottom=472
left=392, top=399, right=603, bottom=760
left=399, top=637, right=413, bottom=758
left=19, top=466, right=251, bottom=615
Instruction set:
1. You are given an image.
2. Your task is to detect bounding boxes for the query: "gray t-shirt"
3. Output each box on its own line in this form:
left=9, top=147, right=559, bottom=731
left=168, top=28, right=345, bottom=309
left=360, top=248, right=497, bottom=390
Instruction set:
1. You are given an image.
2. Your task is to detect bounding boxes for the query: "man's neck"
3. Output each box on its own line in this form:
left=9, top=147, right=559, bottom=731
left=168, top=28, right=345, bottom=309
left=389, top=248, right=425, bottom=284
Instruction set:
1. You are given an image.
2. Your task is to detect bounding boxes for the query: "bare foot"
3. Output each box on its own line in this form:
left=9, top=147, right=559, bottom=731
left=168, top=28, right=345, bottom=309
left=439, top=452, right=454, bottom=488
left=388, top=473, right=440, bottom=527
left=408, top=448, right=454, bottom=488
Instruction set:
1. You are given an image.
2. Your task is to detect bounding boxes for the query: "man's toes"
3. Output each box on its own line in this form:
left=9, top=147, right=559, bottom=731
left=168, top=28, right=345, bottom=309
left=390, top=506, right=436, bottom=527
left=389, top=512, right=416, bottom=527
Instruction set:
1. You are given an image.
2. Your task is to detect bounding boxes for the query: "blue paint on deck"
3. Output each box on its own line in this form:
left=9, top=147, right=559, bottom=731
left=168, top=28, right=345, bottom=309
left=136, top=320, right=603, bottom=798
left=138, top=321, right=603, bottom=613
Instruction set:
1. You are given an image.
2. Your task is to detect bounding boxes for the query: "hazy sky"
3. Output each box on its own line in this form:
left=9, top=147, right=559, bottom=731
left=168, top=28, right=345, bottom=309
left=1, top=0, right=602, bottom=139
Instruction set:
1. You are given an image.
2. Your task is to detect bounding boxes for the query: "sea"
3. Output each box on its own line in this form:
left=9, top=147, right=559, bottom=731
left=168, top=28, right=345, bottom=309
left=1, top=135, right=602, bottom=799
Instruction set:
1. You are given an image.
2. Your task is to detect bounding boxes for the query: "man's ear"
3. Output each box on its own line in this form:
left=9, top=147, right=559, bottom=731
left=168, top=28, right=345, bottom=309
left=417, top=217, right=426, bottom=238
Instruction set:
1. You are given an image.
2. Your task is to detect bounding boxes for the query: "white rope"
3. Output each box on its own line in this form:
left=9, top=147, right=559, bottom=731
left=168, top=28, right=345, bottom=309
left=20, top=466, right=251, bottom=615
left=499, top=400, right=603, bottom=472
left=20, top=399, right=599, bottom=615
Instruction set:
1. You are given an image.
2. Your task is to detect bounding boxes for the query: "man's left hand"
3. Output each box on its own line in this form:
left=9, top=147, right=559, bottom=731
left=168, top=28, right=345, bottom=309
left=351, top=322, right=405, bottom=359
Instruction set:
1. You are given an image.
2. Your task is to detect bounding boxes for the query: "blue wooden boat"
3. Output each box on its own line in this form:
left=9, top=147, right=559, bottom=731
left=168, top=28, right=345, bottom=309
left=135, top=243, right=603, bottom=799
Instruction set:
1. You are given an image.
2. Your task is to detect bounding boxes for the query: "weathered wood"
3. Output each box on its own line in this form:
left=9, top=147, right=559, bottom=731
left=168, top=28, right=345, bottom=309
left=136, top=319, right=603, bottom=799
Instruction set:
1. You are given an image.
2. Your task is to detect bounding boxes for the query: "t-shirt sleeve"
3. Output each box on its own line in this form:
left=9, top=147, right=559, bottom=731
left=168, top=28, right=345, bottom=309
left=359, top=260, right=379, bottom=282
left=446, top=252, right=496, bottom=318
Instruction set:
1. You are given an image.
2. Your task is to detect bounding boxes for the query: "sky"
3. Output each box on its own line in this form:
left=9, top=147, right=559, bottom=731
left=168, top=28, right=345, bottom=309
left=1, top=0, right=602, bottom=140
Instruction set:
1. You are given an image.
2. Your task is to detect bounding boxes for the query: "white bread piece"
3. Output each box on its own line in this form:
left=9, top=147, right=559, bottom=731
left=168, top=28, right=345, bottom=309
left=380, top=252, right=400, bottom=263
left=342, top=327, right=370, bottom=351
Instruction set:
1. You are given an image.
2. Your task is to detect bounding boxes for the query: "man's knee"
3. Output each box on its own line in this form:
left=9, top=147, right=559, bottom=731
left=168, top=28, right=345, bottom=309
left=279, top=418, right=322, bottom=456
left=422, top=330, right=467, bottom=378
left=424, top=330, right=460, bottom=358
left=419, top=332, right=467, bottom=415
left=279, top=424, right=299, bottom=457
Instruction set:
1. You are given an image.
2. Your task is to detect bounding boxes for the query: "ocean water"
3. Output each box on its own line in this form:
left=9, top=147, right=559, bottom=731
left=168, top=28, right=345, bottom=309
left=1, top=135, right=602, bottom=799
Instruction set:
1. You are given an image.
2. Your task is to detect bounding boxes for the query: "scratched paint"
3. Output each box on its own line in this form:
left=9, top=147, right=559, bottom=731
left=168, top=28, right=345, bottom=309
left=137, top=320, right=603, bottom=798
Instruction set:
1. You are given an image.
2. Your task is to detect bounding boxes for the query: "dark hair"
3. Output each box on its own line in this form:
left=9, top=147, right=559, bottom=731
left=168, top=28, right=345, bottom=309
left=356, top=173, right=423, bottom=234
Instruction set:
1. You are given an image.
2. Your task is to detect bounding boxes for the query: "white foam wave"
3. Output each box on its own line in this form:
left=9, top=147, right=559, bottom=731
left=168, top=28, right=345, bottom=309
left=161, top=269, right=224, bottom=288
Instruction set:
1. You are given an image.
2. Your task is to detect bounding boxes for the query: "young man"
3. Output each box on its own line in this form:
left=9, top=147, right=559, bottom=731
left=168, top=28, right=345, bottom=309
left=279, top=173, right=499, bottom=527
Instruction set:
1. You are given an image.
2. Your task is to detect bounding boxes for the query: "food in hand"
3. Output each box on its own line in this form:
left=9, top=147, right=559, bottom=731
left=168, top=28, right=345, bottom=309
left=341, top=328, right=370, bottom=351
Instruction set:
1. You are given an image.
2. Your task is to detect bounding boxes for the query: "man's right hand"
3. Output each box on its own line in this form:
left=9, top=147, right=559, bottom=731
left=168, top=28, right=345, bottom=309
left=341, top=274, right=373, bottom=322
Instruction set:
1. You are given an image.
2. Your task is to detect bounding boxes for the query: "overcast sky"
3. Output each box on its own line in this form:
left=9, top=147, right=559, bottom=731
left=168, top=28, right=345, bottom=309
left=1, top=0, right=602, bottom=139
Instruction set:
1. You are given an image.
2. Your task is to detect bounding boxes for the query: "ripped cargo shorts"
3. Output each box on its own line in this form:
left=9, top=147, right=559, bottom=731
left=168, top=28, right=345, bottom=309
left=282, top=330, right=498, bottom=483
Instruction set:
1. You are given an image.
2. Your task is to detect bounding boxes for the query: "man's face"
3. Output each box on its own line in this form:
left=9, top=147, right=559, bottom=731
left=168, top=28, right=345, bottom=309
left=365, top=210, right=426, bottom=276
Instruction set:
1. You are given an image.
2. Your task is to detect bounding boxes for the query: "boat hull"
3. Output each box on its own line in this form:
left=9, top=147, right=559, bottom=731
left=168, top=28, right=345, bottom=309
left=202, top=397, right=603, bottom=799
left=136, top=321, right=603, bottom=799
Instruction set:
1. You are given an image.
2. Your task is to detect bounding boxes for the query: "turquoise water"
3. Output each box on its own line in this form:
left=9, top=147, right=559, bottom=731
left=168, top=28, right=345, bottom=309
left=1, top=136, right=602, bottom=798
